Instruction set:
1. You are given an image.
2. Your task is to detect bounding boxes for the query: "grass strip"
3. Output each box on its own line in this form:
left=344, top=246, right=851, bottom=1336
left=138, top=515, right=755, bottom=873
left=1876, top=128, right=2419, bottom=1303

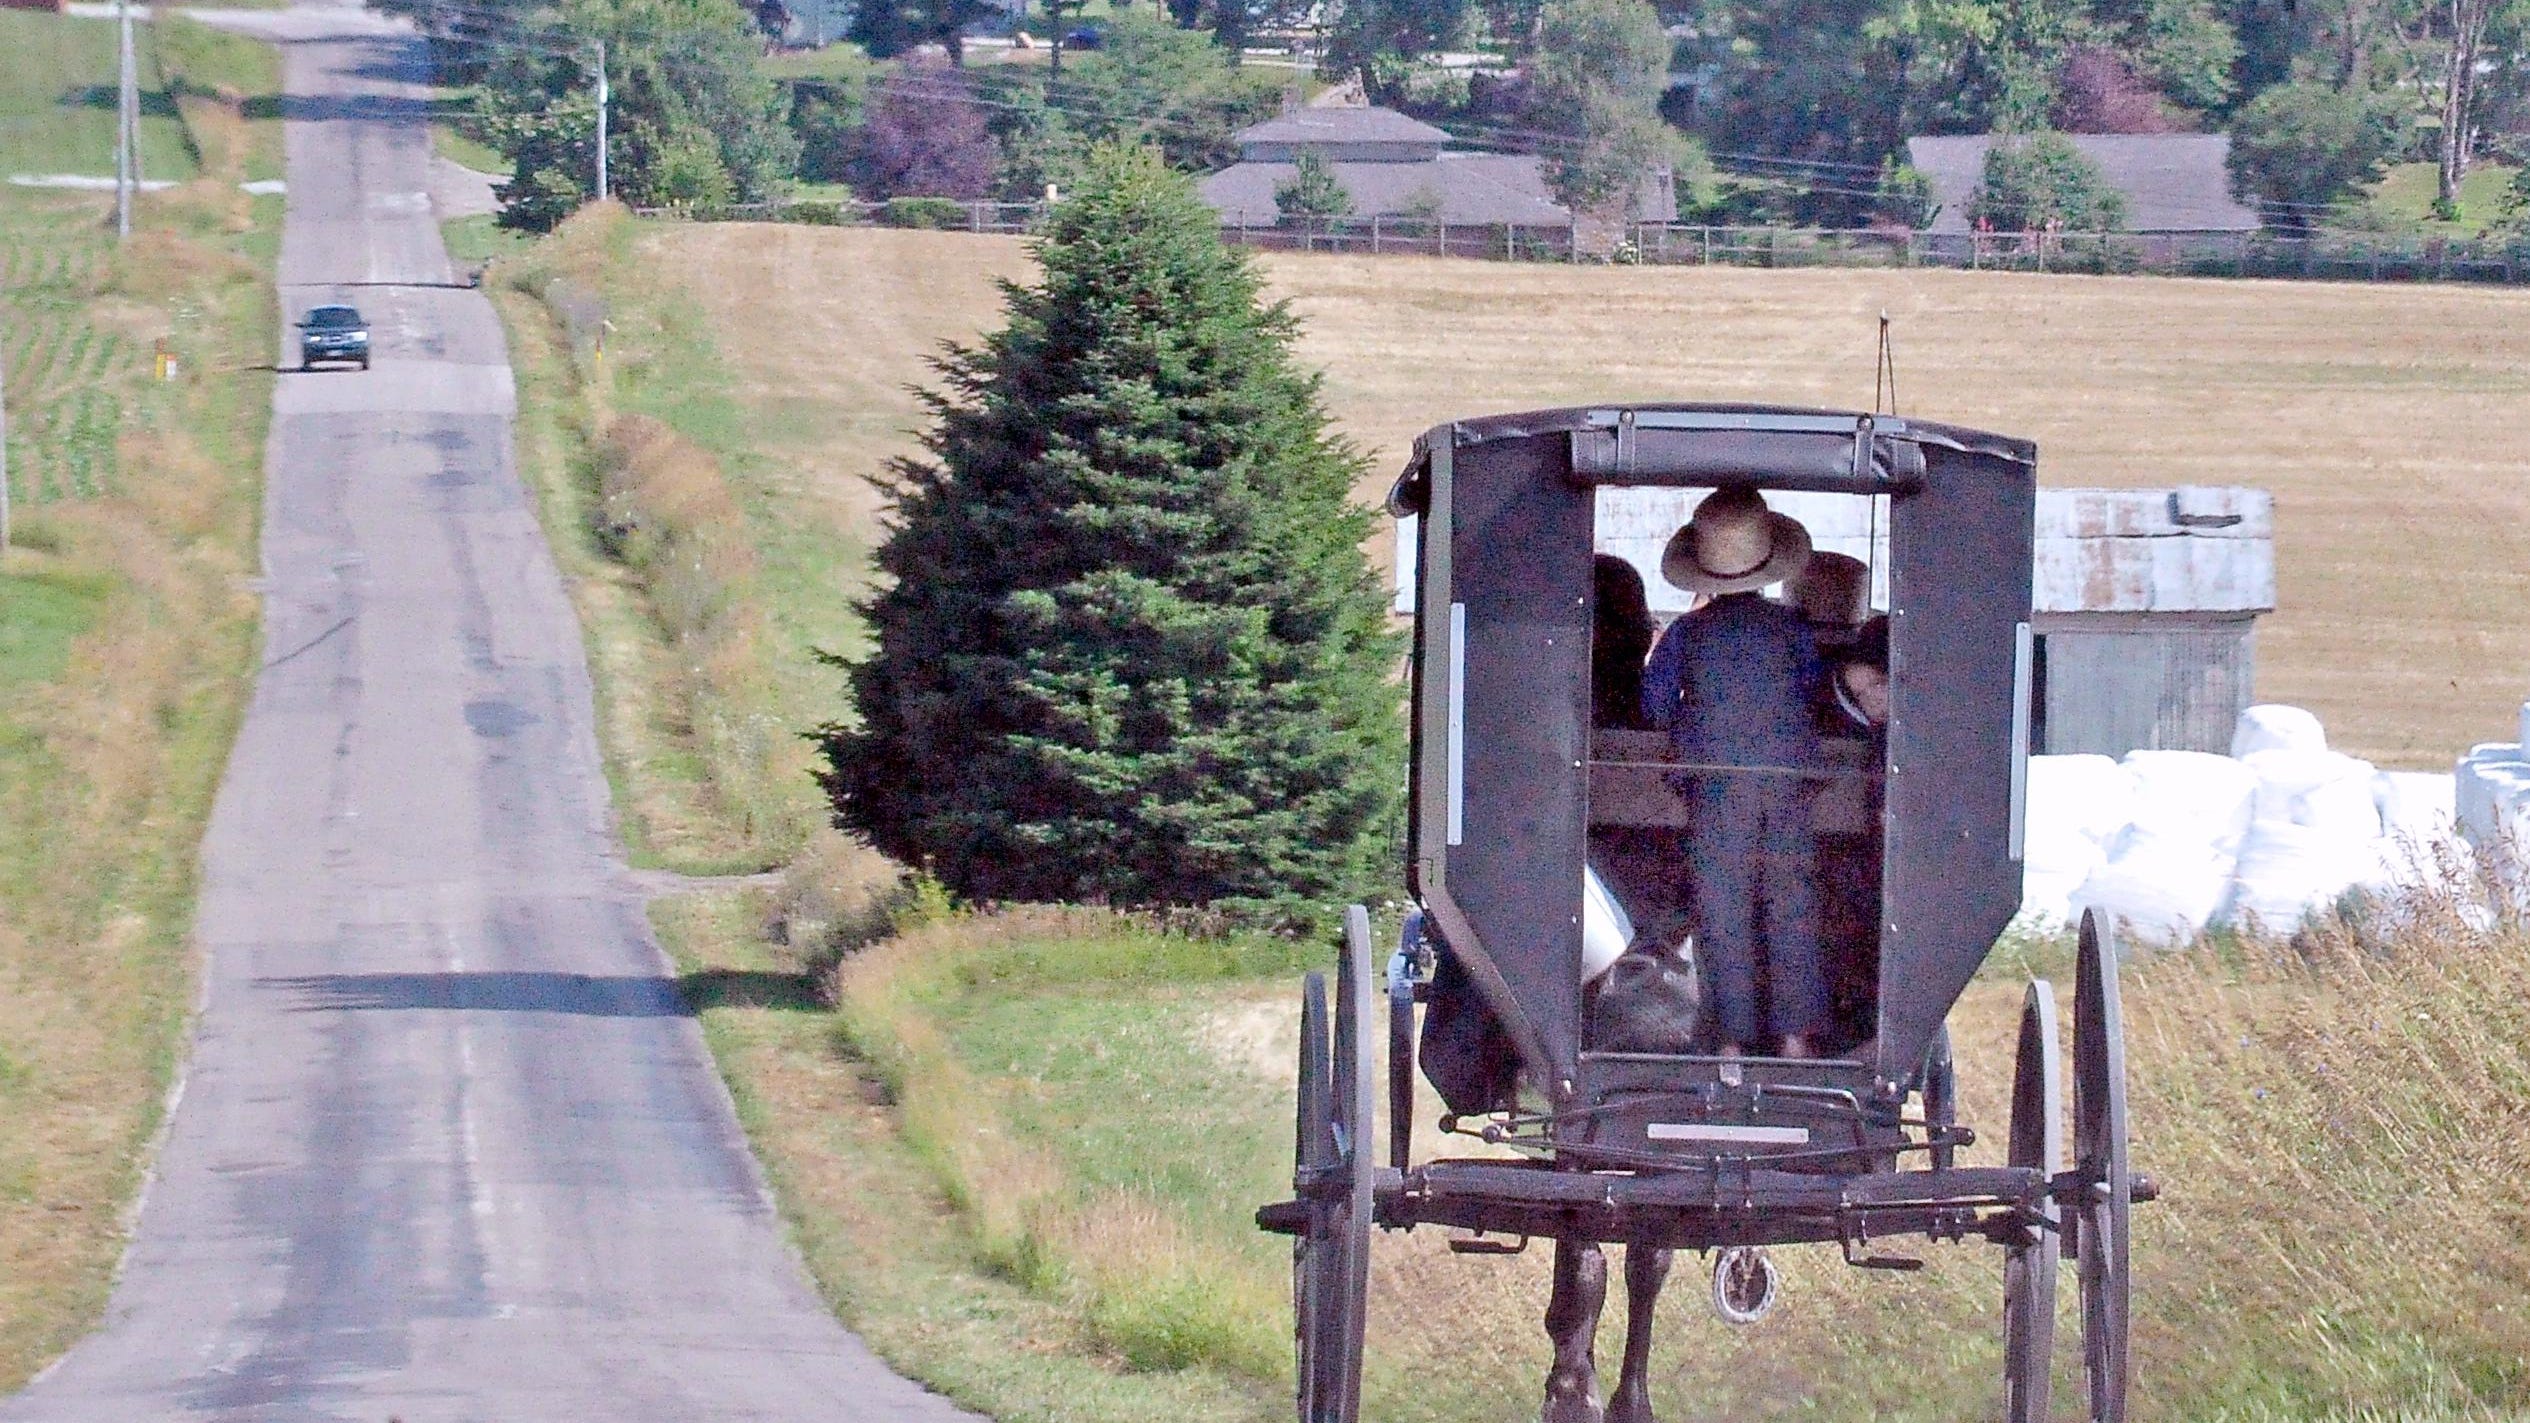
left=480, top=202, right=821, bottom=872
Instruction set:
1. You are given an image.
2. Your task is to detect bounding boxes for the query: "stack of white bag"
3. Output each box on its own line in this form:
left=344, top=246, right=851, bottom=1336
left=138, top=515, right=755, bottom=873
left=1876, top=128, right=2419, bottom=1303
left=2028, top=704, right=2460, bottom=945
left=2061, top=750, right=2255, bottom=944
left=2455, top=703, right=2530, bottom=895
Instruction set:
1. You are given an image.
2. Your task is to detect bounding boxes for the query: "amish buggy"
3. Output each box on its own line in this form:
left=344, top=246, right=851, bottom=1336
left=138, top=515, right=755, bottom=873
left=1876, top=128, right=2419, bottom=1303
left=1256, top=405, right=2156, bottom=1423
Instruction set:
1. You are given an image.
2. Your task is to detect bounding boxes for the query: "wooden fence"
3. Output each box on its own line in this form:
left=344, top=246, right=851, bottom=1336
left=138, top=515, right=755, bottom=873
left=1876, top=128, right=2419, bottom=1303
left=632, top=200, right=2530, bottom=286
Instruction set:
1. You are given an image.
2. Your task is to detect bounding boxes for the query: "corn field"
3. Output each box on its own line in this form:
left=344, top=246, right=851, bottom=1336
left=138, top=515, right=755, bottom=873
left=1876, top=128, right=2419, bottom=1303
left=2, top=205, right=147, bottom=507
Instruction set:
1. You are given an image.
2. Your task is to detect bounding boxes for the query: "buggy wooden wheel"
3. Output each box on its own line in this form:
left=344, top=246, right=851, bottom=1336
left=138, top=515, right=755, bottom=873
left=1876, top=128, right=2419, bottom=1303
left=2003, top=980, right=2065, bottom=1423
left=2074, top=911, right=2133, bottom=1423
left=1292, top=907, right=1377, bottom=1423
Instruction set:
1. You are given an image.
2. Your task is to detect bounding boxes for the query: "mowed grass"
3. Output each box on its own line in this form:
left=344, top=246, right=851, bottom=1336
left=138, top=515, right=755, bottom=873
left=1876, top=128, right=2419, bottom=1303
left=2368, top=161, right=2526, bottom=236
left=646, top=223, right=2530, bottom=769
left=0, top=9, right=202, bottom=179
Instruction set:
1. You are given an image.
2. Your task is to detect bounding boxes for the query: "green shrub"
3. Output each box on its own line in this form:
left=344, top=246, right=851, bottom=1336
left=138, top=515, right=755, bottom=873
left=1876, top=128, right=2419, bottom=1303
left=781, top=199, right=857, bottom=226
left=881, top=195, right=971, bottom=229
left=1970, top=130, right=2128, bottom=231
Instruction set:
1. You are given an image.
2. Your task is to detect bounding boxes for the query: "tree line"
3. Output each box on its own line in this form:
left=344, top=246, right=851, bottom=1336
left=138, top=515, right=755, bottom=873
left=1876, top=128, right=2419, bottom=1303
left=409, top=0, right=2526, bottom=235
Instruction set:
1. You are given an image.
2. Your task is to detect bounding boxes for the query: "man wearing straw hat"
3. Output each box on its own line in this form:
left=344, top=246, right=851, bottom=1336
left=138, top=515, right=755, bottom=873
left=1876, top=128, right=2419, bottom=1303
left=1640, top=487, right=1829, bottom=1059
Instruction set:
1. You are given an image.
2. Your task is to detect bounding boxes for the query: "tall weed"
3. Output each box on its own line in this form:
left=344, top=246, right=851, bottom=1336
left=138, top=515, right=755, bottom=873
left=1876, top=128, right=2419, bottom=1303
left=499, top=204, right=819, bottom=866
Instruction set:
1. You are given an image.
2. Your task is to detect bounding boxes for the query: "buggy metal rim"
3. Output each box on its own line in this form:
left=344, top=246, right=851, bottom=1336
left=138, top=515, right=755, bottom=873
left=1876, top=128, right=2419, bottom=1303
left=1293, top=971, right=1333, bottom=1423
left=1292, top=911, right=1379, bottom=1423
left=1923, top=1026, right=1958, bottom=1171
left=2003, top=979, right=2065, bottom=1423
left=2075, top=911, right=2133, bottom=1423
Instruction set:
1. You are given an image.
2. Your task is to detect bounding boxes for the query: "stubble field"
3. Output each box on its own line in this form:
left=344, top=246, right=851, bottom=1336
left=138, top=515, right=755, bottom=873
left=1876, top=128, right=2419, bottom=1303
left=655, top=223, right=2530, bottom=770
left=585, top=220, right=2530, bottom=1422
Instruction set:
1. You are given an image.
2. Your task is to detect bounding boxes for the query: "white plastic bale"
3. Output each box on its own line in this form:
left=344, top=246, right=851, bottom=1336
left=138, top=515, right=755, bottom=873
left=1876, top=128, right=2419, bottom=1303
left=2026, top=754, right=2136, bottom=849
left=2231, top=704, right=2327, bottom=757
left=2228, top=819, right=2383, bottom=933
left=2070, top=828, right=2236, bottom=948
left=2019, top=865, right=2090, bottom=928
left=2119, top=750, right=2259, bottom=856
left=2455, top=744, right=2530, bottom=854
left=2024, top=822, right=2109, bottom=878
left=2372, top=771, right=2461, bottom=885
left=2241, top=747, right=2383, bottom=842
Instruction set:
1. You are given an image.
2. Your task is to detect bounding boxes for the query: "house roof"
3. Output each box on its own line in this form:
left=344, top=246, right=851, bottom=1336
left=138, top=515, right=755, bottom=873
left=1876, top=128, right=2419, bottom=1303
left=1906, top=132, right=2260, bottom=234
left=1232, top=107, right=1455, bottom=150
left=1200, top=152, right=1577, bottom=227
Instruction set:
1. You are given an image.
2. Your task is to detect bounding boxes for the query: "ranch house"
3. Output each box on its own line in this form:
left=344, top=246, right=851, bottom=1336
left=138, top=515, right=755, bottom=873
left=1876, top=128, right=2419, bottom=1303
left=1904, top=133, right=2262, bottom=237
left=1197, top=106, right=1678, bottom=230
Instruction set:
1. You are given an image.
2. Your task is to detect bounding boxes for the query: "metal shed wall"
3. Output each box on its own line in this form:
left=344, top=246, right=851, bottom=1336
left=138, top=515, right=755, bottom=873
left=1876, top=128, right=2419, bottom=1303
left=2033, top=617, right=2255, bottom=756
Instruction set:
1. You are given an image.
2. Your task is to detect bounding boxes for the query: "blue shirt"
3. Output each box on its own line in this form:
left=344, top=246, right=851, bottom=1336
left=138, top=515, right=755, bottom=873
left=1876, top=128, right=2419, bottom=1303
left=1640, top=593, right=1826, bottom=768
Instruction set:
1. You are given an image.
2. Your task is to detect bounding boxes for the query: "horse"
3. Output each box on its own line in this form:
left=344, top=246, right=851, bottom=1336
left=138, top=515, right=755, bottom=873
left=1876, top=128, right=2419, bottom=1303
left=1418, top=915, right=1703, bottom=1423
left=1541, top=931, right=1700, bottom=1423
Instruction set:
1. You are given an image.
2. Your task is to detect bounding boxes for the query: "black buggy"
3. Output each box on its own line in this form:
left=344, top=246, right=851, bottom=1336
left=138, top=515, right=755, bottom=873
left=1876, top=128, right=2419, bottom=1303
left=1258, top=405, right=2155, bottom=1423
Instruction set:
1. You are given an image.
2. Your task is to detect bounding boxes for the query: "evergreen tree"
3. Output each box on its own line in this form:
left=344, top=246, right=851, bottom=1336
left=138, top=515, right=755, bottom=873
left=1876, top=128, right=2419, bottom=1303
left=819, top=146, right=1404, bottom=922
left=1274, top=148, right=1356, bottom=224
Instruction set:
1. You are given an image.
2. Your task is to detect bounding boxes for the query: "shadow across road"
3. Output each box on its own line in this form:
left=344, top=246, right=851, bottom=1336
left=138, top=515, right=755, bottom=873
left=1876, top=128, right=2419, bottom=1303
left=262, top=968, right=831, bottom=1017
left=265, top=970, right=690, bottom=1018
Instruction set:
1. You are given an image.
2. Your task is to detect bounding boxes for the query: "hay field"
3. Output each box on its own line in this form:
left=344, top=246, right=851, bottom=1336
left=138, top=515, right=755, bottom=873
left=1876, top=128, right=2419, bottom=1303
left=653, top=223, right=2530, bottom=769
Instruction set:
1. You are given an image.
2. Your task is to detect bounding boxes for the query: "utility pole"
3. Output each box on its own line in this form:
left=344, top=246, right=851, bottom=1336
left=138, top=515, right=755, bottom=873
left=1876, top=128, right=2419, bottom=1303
left=593, top=39, right=608, bottom=202
left=115, top=0, right=135, bottom=238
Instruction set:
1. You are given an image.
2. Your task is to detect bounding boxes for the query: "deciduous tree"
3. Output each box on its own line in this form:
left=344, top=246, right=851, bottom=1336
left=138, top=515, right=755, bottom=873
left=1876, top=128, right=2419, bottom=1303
left=1969, top=128, right=2128, bottom=226
left=1527, top=0, right=1672, bottom=218
left=479, top=0, right=798, bottom=230
left=2225, top=77, right=2405, bottom=228
left=851, top=58, right=998, bottom=197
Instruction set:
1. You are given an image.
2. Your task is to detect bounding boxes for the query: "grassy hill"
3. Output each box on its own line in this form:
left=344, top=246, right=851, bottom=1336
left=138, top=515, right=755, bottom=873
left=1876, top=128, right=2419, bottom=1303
left=477, top=210, right=2530, bottom=1423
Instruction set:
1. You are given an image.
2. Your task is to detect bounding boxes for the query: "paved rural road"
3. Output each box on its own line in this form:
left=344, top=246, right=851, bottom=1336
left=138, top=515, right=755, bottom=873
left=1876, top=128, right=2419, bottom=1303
left=2, top=8, right=981, bottom=1421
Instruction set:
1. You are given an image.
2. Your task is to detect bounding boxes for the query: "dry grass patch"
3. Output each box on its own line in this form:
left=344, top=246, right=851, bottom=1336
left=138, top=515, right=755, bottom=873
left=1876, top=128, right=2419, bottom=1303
left=644, top=223, right=2530, bottom=769
left=762, top=894, right=2530, bottom=1423
left=0, top=188, right=272, bottom=1387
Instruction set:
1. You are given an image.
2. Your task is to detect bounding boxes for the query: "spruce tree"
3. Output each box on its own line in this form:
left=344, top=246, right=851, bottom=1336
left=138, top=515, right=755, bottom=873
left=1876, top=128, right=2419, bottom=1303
left=819, top=145, right=1403, bottom=921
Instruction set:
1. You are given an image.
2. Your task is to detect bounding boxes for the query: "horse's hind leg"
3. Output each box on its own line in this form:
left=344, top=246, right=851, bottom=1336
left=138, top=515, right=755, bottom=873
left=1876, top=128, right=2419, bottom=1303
left=1543, top=1240, right=1608, bottom=1423
left=1605, top=1245, right=1673, bottom=1423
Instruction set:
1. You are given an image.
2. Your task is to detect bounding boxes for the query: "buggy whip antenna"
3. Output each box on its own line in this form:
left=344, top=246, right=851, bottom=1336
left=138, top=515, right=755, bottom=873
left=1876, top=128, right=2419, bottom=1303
left=1873, top=311, right=1900, bottom=415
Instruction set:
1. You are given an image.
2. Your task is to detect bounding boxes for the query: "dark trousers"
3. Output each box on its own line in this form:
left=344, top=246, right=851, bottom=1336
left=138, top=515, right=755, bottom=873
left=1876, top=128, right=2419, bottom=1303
left=1685, top=777, right=1825, bottom=1048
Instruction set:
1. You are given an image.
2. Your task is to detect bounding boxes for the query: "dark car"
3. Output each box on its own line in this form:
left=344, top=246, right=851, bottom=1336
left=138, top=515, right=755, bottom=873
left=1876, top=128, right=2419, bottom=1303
left=299, top=304, right=371, bottom=371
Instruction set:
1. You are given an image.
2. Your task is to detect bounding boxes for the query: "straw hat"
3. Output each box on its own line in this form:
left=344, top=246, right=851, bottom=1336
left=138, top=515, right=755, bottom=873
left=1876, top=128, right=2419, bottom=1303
left=1790, top=552, right=1870, bottom=629
left=1661, top=488, right=1812, bottom=595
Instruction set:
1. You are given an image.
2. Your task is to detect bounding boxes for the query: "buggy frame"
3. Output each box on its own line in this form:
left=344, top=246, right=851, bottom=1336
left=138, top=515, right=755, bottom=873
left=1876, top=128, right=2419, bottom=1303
left=1258, top=405, right=2155, bottom=1423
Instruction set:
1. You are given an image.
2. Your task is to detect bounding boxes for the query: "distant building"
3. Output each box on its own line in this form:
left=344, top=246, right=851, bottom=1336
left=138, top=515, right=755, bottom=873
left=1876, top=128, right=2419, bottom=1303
left=1198, top=106, right=1676, bottom=229
left=1905, top=133, right=2260, bottom=234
